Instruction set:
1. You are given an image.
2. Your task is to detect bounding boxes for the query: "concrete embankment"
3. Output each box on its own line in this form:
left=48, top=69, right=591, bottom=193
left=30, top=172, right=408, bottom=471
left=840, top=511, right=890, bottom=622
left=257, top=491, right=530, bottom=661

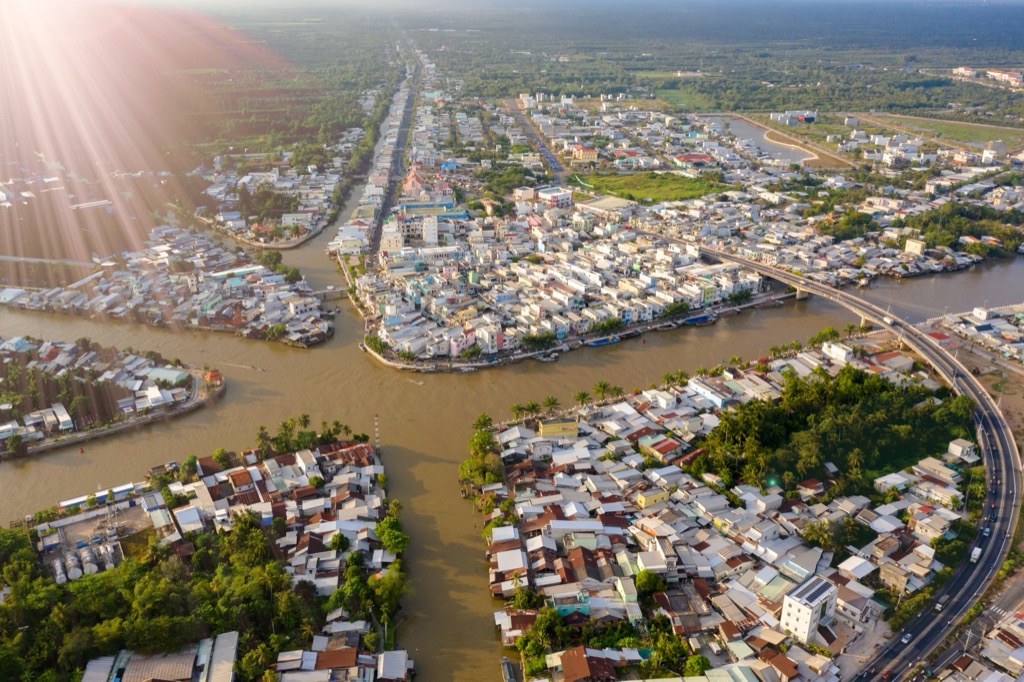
left=359, top=292, right=793, bottom=373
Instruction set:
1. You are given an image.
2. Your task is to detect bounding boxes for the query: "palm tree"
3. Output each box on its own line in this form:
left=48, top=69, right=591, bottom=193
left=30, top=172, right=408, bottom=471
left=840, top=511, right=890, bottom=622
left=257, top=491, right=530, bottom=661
left=573, top=391, right=591, bottom=407
left=523, top=400, right=541, bottom=419
left=472, top=412, right=493, bottom=432
left=542, top=395, right=560, bottom=414
left=609, top=385, right=625, bottom=399
left=662, top=372, right=676, bottom=388
left=729, top=355, right=743, bottom=366
left=298, top=413, right=311, bottom=430
left=510, top=403, right=525, bottom=421
left=694, top=365, right=708, bottom=377
left=256, top=425, right=272, bottom=456
left=768, top=346, right=781, bottom=359
left=332, top=420, right=351, bottom=438
left=789, top=340, right=803, bottom=352
left=675, top=370, right=690, bottom=385
left=593, top=380, right=612, bottom=401
left=844, top=322, right=858, bottom=338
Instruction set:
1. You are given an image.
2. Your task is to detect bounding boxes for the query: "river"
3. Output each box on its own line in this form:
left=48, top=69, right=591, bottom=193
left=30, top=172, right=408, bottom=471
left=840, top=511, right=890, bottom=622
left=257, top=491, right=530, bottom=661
left=705, top=115, right=813, bottom=165
left=0, top=229, right=1021, bottom=678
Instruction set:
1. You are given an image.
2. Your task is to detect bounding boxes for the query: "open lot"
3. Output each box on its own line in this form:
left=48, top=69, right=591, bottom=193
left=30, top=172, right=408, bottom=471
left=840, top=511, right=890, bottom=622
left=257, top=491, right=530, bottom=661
left=875, top=114, right=1024, bottom=150
left=656, top=88, right=713, bottom=111
left=575, top=171, right=729, bottom=204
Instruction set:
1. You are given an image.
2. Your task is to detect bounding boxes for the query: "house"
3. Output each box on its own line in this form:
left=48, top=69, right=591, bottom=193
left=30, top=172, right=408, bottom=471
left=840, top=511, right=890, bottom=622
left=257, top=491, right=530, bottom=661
left=780, top=576, right=837, bottom=643
left=377, top=650, right=412, bottom=681
left=558, top=645, right=618, bottom=682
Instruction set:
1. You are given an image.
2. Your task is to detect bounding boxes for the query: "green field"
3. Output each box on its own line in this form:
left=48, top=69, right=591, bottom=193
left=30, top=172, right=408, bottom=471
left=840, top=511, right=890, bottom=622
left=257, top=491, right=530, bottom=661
left=577, top=172, right=729, bottom=204
left=879, top=115, right=1024, bottom=149
left=656, top=88, right=712, bottom=111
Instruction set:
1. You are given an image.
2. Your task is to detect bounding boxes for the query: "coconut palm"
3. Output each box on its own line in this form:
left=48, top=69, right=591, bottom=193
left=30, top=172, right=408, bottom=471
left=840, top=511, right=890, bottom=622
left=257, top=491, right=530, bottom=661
left=694, top=365, right=708, bottom=377
left=298, top=413, right=311, bottom=429
left=510, top=403, right=525, bottom=421
left=523, top=400, right=541, bottom=419
left=593, top=380, right=612, bottom=401
left=472, top=412, right=493, bottom=432
left=729, top=355, right=743, bottom=366
left=844, top=322, right=858, bottom=338
left=609, top=385, right=625, bottom=399
left=542, top=396, right=560, bottom=414
left=573, top=391, right=591, bottom=407
left=662, top=372, right=676, bottom=388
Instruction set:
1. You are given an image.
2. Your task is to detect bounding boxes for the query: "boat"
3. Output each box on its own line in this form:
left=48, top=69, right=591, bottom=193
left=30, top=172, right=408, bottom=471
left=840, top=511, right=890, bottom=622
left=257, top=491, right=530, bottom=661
left=654, top=321, right=679, bottom=331
left=683, top=313, right=718, bottom=327
left=619, top=328, right=641, bottom=340
left=537, top=352, right=559, bottom=363
left=585, top=335, right=620, bottom=347
left=500, top=656, right=516, bottom=682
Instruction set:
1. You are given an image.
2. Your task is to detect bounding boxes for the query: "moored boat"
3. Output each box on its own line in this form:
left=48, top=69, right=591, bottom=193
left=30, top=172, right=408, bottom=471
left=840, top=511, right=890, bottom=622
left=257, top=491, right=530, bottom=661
left=500, top=656, right=516, bottom=682
left=585, top=335, right=621, bottom=347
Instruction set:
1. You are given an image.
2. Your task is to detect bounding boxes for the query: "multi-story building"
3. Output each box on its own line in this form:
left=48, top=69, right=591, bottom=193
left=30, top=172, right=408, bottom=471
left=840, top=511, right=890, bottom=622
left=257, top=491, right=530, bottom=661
left=781, top=576, right=838, bottom=643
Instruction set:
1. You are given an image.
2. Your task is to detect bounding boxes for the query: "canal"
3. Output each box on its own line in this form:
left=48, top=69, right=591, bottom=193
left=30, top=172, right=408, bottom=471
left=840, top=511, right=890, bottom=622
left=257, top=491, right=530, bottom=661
left=0, top=233, right=1021, bottom=678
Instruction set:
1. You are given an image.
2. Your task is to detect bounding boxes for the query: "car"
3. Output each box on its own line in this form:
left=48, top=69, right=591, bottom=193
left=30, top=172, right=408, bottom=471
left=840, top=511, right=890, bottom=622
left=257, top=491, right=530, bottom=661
left=984, top=527, right=992, bottom=538
left=901, top=632, right=914, bottom=644
left=881, top=671, right=894, bottom=680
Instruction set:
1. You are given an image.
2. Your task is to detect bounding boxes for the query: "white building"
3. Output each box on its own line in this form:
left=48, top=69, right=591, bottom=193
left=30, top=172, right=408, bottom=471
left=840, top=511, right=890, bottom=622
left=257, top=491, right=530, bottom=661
left=781, top=576, right=838, bottom=644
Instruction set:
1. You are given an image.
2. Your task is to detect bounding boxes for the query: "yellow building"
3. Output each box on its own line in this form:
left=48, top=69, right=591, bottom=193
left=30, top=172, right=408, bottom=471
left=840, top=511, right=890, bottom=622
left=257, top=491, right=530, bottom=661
left=637, top=489, right=670, bottom=509
left=538, top=418, right=578, bottom=438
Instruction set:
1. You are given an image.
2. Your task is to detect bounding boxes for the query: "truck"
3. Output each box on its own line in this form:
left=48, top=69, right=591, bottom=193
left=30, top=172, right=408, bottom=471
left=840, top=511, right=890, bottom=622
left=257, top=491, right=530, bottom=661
left=971, top=547, right=982, bottom=564
left=935, top=595, right=950, bottom=612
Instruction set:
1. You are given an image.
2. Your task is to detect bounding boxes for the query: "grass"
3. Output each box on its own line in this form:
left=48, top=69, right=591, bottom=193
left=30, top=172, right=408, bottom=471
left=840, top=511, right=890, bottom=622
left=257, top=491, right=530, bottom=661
left=656, top=88, right=712, bottom=111
left=119, top=527, right=156, bottom=561
left=576, top=172, right=730, bottom=204
left=876, top=114, right=1024, bottom=149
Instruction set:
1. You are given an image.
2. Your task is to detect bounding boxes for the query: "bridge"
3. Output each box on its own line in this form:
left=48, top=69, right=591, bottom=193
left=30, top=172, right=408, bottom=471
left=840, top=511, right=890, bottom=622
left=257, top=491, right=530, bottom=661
left=701, top=246, right=1022, bottom=681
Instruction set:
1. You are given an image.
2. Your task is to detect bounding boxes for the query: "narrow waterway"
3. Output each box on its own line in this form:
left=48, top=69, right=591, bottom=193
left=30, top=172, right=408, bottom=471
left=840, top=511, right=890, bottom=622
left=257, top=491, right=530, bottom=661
left=705, top=115, right=813, bottom=164
left=0, top=232, right=1021, bottom=678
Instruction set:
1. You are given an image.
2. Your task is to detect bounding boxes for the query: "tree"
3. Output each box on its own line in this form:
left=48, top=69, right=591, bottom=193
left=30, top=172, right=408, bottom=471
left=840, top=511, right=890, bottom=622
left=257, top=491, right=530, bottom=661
left=329, top=533, right=351, bottom=553
left=542, top=395, right=560, bottom=414
left=684, top=655, right=712, bottom=676
left=180, top=455, right=198, bottom=482
left=573, top=391, right=591, bottom=407
left=212, top=448, right=231, bottom=470
left=635, top=569, right=666, bottom=594
left=472, top=412, right=493, bottom=432
left=523, top=401, right=541, bottom=419
left=593, top=381, right=612, bottom=401
left=510, top=403, right=525, bottom=422
left=376, top=515, right=410, bottom=554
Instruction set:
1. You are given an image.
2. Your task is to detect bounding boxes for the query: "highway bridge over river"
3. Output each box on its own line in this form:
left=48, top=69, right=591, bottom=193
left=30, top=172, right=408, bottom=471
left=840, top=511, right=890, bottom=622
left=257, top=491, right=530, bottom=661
left=701, top=247, right=1022, bottom=681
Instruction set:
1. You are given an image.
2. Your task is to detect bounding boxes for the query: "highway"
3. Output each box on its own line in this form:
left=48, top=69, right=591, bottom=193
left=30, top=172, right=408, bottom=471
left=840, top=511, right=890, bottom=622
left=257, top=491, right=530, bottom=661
left=699, top=247, right=1023, bottom=681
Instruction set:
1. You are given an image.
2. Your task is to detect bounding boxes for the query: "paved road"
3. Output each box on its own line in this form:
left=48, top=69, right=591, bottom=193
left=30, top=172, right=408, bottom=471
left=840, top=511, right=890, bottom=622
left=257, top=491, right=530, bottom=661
left=505, top=98, right=564, bottom=183
left=699, top=247, right=1022, bottom=681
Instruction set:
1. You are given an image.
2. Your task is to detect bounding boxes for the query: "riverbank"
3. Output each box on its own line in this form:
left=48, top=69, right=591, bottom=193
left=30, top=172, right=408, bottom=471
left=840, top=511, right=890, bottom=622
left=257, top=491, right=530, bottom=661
left=727, top=113, right=853, bottom=168
left=11, top=373, right=227, bottom=461
left=359, top=291, right=790, bottom=373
